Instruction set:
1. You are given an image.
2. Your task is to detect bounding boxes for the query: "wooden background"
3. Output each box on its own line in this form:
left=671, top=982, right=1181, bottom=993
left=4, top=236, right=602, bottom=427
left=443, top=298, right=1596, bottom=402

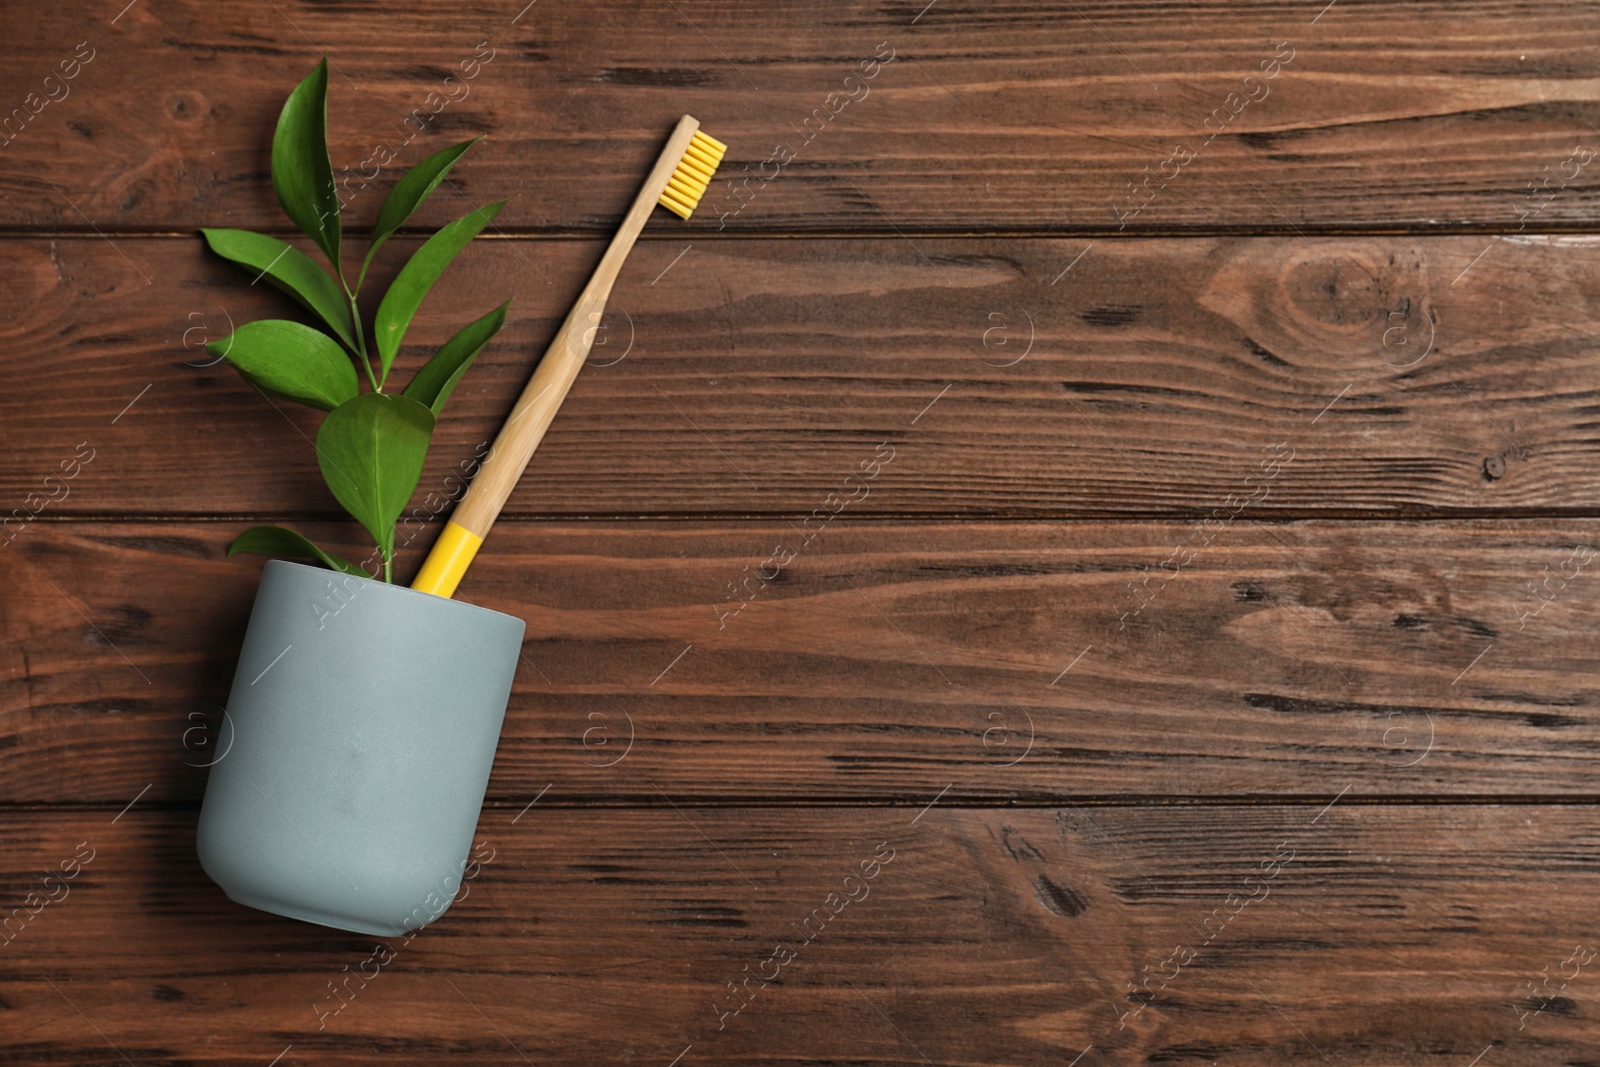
left=5, top=0, right=1600, bottom=1062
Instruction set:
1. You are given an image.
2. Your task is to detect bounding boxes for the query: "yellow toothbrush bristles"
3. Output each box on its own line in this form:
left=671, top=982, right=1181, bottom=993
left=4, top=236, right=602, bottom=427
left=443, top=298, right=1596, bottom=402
left=658, top=129, right=727, bottom=219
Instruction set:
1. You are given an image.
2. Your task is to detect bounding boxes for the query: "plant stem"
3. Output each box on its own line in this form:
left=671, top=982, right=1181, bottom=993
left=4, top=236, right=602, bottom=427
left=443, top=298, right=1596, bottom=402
left=346, top=291, right=381, bottom=393
left=383, top=553, right=393, bottom=584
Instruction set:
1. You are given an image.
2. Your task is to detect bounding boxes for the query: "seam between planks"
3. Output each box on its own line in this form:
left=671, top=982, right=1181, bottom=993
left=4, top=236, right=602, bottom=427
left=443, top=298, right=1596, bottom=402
left=10, top=225, right=1600, bottom=240
left=25, top=511, right=1600, bottom=524
left=10, top=796, right=1600, bottom=813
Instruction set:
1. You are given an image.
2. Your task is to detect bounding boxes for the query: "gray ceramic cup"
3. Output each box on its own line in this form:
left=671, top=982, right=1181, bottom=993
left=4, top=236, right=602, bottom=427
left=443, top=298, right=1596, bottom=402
left=197, top=559, right=524, bottom=936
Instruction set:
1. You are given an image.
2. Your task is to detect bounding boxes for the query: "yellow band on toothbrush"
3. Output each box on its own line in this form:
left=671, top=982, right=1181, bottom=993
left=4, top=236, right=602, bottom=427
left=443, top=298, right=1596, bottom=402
left=411, top=521, right=484, bottom=599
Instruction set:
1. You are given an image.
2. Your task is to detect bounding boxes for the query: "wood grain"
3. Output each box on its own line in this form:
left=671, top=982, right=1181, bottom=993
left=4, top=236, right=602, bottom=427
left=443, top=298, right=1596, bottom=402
left=7, top=2, right=1597, bottom=1060
left=6, top=2, right=1600, bottom=235
left=5, top=519, right=1598, bottom=804
left=7, top=234, right=1600, bottom=519
left=3, top=804, right=1598, bottom=1065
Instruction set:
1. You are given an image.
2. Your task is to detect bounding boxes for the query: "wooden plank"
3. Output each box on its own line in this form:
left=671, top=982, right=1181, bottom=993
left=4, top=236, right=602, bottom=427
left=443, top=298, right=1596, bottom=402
left=2, top=804, right=1597, bottom=1064
left=5, top=518, right=1598, bottom=804
left=6, top=2, right=1600, bottom=234
left=7, top=234, right=1600, bottom=519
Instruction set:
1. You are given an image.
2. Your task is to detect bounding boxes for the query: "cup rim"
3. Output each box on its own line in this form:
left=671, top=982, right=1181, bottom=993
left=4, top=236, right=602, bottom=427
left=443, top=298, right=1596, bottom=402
left=261, top=558, right=526, bottom=630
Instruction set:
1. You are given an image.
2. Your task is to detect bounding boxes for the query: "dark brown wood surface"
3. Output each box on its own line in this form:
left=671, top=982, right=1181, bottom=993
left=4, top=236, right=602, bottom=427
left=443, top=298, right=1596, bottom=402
left=7, top=1, right=1600, bottom=234
left=8, top=235, right=1600, bottom=518
left=7, top=805, right=1600, bottom=1066
left=6, top=0, right=1600, bottom=1063
left=4, top=519, right=1598, bottom=804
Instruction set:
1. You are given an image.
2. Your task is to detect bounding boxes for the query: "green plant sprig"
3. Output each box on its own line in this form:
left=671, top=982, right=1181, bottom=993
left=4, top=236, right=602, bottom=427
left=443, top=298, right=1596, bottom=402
left=199, top=57, right=510, bottom=583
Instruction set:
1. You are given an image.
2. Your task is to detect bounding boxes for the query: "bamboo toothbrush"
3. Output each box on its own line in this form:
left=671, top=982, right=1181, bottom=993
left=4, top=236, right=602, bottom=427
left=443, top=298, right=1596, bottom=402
left=412, top=115, right=727, bottom=598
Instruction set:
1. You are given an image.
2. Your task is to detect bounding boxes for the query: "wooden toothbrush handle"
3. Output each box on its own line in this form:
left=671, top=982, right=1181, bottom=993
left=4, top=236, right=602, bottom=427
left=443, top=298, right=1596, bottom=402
left=453, top=114, right=703, bottom=541
left=449, top=288, right=604, bottom=538
left=413, top=114, right=707, bottom=598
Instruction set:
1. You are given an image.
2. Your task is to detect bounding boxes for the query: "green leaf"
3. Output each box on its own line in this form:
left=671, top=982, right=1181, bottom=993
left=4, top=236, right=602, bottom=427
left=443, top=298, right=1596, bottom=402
left=402, top=301, right=509, bottom=417
left=272, top=57, right=341, bottom=273
left=361, top=138, right=481, bottom=287
left=200, top=228, right=356, bottom=350
left=228, top=525, right=369, bottom=577
left=315, top=393, right=436, bottom=561
left=373, top=200, right=506, bottom=387
left=207, top=319, right=359, bottom=411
